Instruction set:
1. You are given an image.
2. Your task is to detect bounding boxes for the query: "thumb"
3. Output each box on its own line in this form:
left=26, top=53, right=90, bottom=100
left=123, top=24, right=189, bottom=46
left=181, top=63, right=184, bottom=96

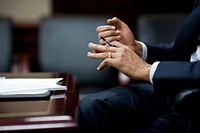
left=107, top=17, right=124, bottom=30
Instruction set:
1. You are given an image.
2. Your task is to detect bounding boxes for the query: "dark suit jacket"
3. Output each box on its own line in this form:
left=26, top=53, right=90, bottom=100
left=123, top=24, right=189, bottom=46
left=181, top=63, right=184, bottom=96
left=146, top=0, right=200, bottom=96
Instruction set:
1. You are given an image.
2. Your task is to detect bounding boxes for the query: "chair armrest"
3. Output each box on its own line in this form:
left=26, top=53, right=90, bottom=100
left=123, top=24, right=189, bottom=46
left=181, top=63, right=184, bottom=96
left=175, top=88, right=200, bottom=118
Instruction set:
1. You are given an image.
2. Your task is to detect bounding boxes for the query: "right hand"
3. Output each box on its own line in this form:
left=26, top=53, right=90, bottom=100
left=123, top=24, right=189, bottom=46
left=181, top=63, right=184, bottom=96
left=87, top=41, right=151, bottom=82
left=96, top=17, right=143, bottom=58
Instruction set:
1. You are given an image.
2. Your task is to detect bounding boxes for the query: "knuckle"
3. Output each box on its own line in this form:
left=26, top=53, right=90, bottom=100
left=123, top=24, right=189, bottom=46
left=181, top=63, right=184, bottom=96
left=103, top=53, right=108, bottom=58
left=96, top=27, right=101, bottom=32
left=121, top=47, right=126, bottom=52
left=98, top=34, right=101, bottom=40
left=104, top=46, right=109, bottom=51
left=98, top=32, right=103, bottom=38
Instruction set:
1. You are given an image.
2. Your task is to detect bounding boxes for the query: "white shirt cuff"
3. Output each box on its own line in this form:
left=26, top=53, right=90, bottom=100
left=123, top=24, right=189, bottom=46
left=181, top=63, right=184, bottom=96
left=150, top=61, right=160, bottom=84
left=137, top=41, right=147, bottom=60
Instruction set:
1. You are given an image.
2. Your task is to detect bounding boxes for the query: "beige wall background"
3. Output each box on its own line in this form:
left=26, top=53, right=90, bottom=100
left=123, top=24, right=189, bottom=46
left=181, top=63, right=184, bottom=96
left=0, top=0, right=52, bottom=23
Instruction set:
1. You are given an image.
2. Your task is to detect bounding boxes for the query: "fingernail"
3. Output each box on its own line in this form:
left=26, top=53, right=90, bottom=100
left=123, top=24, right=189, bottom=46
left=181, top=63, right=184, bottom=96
left=116, top=36, right=121, bottom=40
left=87, top=52, right=91, bottom=56
left=111, top=26, right=116, bottom=30
left=88, top=43, right=93, bottom=47
left=116, top=30, right=120, bottom=34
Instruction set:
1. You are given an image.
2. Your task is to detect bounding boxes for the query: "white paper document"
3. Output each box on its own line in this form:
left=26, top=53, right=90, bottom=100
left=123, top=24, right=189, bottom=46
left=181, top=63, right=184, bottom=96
left=0, top=78, right=67, bottom=95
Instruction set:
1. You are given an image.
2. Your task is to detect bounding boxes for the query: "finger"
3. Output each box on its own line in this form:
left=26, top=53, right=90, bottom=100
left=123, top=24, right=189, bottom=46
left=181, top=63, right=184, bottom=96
left=87, top=52, right=110, bottom=59
left=100, top=36, right=121, bottom=44
left=97, top=58, right=114, bottom=71
left=88, top=43, right=108, bottom=53
left=111, top=41, right=124, bottom=48
left=98, top=29, right=119, bottom=38
left=96, top=25, right=116, bottom=33
left=88, top=42, right=116, bottom=52
left=88, top=49, right=116, bottom=59
left=97, top=60, right=107, bottom=71
left=107, top=17, right=124, bottom=30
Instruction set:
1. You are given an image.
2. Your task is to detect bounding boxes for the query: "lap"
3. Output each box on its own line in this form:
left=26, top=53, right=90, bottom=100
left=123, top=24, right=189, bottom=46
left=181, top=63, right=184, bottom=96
left=78, top=82, right=189, bottom=133
left=80, top=82, right=166, bottom=115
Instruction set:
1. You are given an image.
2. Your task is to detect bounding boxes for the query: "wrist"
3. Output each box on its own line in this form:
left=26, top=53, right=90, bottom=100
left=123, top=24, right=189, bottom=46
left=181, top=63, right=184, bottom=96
left=135, top=40, right=144, bottom=58
left=143, top=64, right=151, bottom=82
left=130, top=63, right=151, bottom=82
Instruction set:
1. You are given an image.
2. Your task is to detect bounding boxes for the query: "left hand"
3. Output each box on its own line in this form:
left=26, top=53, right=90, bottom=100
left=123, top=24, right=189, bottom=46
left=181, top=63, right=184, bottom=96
left=96, top=17, right=143, bottom=58
left=87, top=41, right=151, bottom=82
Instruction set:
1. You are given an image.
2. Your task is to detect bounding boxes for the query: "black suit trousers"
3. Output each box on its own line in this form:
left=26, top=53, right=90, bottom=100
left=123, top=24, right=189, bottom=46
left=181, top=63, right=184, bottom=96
left=77, top=82, right=190, bottom=133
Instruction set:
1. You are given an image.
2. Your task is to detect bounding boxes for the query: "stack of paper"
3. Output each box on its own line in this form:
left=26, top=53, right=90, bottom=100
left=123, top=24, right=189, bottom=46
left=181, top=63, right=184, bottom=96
left=0, top=78, right=67, bottom=95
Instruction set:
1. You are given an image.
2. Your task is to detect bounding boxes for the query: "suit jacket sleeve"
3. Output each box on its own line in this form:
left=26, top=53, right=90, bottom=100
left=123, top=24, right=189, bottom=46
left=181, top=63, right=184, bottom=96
left=153, top=61, right=200, bottom=96
left=146, top=43, right=173, bottom=64
left=147, top=0, right=200, bottom=96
